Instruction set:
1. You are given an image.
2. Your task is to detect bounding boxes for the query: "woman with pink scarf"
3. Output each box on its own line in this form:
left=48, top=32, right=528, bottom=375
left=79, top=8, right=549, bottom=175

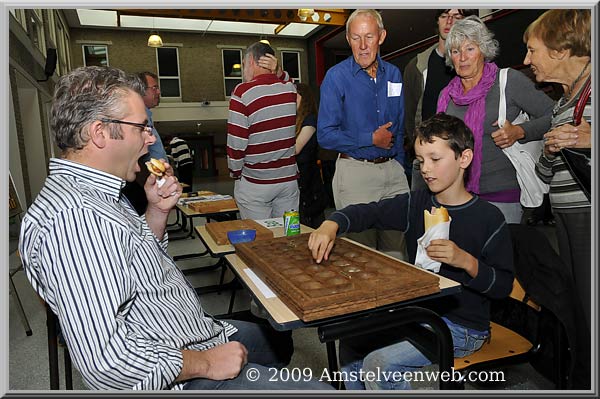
left=437, top=15, right=554, bottom=223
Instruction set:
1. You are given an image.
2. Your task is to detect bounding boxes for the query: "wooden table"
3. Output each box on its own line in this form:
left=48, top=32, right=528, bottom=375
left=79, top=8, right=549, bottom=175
left=224, top=238, right=461, bottom=389
left=171, top=194, right=239, bottom=242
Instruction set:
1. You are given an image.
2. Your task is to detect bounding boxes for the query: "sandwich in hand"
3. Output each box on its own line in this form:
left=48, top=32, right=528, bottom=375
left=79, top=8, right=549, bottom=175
left=416, top=206, right=450, bottom=273
left=424, top=206, right=450, bottom=231
left=145, top=158, right=166, bottom=178
left=145, top=158, right=168, bottom=188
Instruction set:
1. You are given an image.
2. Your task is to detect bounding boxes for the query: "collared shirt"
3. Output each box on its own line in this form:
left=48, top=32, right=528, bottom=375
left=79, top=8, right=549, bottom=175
left=317, top=54, right=406, bottom=164
left=227, top=73, right=298, bottom=184
left=144, top=107, right=167, bottom=162
left=19, top=159, right=236, bottom=390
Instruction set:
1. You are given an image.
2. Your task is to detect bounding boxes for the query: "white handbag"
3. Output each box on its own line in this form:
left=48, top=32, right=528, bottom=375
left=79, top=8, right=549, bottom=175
left=498, top=68, right=549, bottom=208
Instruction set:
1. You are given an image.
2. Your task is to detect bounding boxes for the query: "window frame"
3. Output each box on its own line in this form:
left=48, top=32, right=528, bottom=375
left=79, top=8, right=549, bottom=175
left=28, top=9, right=46, bottom=56
left=155, top=46, right=182, bottom=101
left=10, top=9, right=28, bottom=31
left=222, top=48, right=243, bottom=98
left=81, top=44, right=109, bottom=67
left=55, top=15, right=71, bottom=76
left=281, top=50, right=301, bottom=83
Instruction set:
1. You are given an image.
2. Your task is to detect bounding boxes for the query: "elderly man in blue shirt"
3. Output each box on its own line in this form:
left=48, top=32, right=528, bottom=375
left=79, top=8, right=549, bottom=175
left=317, top=9, right=409, bottom=260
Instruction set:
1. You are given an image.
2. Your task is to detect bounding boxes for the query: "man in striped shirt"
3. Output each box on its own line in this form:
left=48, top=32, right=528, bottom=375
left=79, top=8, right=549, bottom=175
left=227, top=42, right=299, bottom=220
left=166, top=136, right=194, bottom=192
left=19, top=66, right=330, bottom=391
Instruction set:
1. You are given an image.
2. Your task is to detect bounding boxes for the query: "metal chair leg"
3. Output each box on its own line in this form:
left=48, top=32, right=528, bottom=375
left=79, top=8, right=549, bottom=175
left=46, top=305, right=74, bottom=390
left=47, top=307, right=59, bottom=390
left=64, top=347, right=73, bottom=390
left=9, top=271, right=32, bottom=336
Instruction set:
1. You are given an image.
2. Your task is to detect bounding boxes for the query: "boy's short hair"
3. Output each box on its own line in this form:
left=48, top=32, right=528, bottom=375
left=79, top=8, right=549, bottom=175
left=415, top=113, right=474, bottom=159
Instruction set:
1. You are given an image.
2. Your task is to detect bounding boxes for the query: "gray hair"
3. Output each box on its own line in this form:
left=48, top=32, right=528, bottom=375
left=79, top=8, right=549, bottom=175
left=244, top=41, right=275, bottom=63
left=51, top=66, right=145, bottom=152
left=346, top=9, right=384, bottom=35
left=445, top=15, right=499, bottom=68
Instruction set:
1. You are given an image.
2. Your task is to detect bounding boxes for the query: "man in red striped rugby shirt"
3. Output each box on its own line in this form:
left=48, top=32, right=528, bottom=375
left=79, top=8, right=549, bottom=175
left=227, top=42, right=299, bottom=220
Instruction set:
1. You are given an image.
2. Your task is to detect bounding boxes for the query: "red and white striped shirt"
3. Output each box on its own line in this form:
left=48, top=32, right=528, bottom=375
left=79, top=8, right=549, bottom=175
left=227, top=73, right=298, bottom=184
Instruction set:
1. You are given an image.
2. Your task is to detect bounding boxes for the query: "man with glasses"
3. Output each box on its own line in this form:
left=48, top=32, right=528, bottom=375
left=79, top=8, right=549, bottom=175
left=19, top=66, right=330, bottom=391
left=138, top=71, right=167, bottom=162
left=123, top=71, right=168, bottom=214
left=403, top=9, right=477, bottom=190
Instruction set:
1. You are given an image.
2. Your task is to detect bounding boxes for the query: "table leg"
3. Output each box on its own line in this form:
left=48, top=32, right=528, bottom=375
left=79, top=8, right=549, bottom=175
left=325, top=341, right=341, bottom=388
left=169, top=214, right=195, bottom=241
left=166, top=207, right=182, bottom=228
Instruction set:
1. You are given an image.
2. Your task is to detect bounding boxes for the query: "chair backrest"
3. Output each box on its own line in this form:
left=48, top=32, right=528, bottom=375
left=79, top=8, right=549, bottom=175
left=509, top=279, right=541, bottom=312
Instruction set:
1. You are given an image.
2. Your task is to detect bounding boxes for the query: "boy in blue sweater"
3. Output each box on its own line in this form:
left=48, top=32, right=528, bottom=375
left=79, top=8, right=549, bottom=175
left=308, top=113, right=514, bottom=390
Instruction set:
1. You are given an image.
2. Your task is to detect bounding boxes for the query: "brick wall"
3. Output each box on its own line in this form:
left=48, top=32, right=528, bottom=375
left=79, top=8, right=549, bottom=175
left=69, top=28, right=310, bottom=102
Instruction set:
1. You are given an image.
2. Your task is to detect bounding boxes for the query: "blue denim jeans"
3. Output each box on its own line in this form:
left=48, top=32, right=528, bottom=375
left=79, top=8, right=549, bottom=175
left=340, top=317, right=489, bottom=390
left=184, top=320, right=333, bottom=390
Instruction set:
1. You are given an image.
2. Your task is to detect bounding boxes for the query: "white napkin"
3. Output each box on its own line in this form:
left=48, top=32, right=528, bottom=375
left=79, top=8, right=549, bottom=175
left=415, top=218, right=451, bottom=273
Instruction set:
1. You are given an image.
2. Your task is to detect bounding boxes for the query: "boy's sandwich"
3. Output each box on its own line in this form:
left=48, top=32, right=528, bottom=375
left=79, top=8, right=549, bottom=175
left=424, top=206, right=450, bottom=231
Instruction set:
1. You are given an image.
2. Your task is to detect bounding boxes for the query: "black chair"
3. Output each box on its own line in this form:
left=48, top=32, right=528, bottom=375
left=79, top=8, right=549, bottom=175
left=46, top=305, right=73, bottom=390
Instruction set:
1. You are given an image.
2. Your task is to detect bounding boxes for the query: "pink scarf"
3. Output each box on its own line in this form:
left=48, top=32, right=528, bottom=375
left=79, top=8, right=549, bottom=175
left=437, top=62, right=499, bottom=194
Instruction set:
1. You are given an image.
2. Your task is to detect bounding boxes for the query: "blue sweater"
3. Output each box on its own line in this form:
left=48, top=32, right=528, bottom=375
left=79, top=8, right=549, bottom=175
left=328, top=189, right=514, bottom=331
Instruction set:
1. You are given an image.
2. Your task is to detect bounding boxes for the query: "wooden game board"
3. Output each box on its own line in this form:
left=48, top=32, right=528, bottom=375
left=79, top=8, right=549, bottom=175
left=186, top=198, right=237, bottom=214
left=205, top=219, right=274, bottom=245
left=234, top=233, right=441, bottom=322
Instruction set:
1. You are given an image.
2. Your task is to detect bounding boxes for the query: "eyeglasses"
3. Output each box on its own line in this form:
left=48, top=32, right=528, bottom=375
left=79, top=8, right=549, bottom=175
left=440, top=13, right=464, bottom=21
left=100, top=118, right=153, bottom=134
left=146, top=85, right=160, bottom=92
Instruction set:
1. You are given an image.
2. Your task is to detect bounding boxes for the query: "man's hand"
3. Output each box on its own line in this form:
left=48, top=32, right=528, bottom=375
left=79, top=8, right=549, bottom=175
left=372, top=122, right=394, bottom=149
left=144, top=159, right=182, bottom=213
left=258, top=54, right=280, bottom=75
left=426, top=239, right=478, bottom=278
left=308, top=220, right=339, bottom=263
left=491, top=120, right=525, bottom=149
left=178, top=342, right=248, bottom=382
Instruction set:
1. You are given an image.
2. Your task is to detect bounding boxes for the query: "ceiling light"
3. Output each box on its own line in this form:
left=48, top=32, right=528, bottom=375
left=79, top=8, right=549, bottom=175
left=297, top=9, right=315, bottom=21
left=259, top=39, right=271, bottom=45
left=147, top=32, right=163, bottom=47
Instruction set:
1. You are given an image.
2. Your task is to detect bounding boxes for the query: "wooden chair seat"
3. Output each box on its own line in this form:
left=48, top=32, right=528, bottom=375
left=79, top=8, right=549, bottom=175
left=454, top=321, right=533, bottom=371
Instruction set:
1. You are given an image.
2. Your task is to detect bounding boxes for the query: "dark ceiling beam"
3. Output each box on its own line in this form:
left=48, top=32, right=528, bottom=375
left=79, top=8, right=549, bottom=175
left=111, top=9, right=349, bottom=27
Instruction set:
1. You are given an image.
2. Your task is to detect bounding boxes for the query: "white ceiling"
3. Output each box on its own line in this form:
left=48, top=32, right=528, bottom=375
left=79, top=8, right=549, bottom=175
left=74, top=9, right=321, bottom=38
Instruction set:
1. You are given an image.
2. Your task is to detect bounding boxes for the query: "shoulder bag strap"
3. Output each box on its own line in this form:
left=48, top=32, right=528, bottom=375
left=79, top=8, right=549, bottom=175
left=498, top=68, right=508, bottom=128
left=573, top=77, right=591, bottom=125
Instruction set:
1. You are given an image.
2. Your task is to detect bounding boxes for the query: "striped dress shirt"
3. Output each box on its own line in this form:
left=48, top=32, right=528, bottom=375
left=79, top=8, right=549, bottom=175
left=535, top=77, right=591, bottom=210
left=19, top=158, right=236, bottom=390
left=227, top=72, right=299, bottom=184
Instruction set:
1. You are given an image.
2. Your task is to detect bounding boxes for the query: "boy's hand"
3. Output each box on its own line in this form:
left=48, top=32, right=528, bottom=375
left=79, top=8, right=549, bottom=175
left=308, top=220, right=339, bottom=263
left=426, top=239, right=478, bottom=278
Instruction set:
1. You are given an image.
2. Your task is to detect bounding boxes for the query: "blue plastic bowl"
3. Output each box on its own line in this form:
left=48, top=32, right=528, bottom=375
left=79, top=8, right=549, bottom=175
left=227, top=229, right=257, bottom=245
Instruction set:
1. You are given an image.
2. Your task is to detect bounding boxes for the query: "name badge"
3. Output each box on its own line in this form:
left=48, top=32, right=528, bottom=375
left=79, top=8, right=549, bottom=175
left=387, top=81, right=402, bottom=97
